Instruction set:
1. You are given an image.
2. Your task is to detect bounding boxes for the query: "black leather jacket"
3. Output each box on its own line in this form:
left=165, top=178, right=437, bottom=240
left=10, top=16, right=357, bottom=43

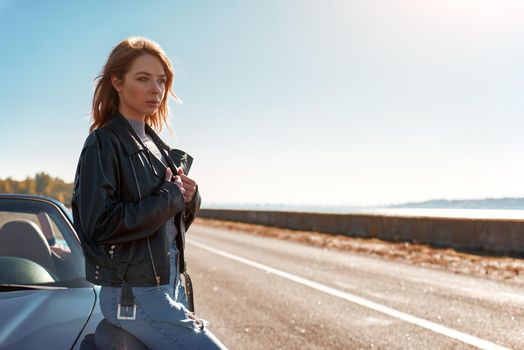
left=71, top=112, right=201, bottom=288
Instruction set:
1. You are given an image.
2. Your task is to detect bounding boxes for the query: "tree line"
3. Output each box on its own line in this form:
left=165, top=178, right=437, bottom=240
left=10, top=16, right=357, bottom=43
left=0, top=172, right=73, bottom=205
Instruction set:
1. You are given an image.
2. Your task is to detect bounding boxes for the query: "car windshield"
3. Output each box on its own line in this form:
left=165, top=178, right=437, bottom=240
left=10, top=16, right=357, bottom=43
left=0, top=197, right=89, bottom=288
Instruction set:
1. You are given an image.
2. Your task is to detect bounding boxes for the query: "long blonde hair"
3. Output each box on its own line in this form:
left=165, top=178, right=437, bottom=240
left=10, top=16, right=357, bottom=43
left=90, top=37, right=179, bottom=133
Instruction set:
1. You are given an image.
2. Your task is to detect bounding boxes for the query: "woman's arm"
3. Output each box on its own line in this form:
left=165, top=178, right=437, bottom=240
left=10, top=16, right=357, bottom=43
left=72, top=132, right=186, bottom=245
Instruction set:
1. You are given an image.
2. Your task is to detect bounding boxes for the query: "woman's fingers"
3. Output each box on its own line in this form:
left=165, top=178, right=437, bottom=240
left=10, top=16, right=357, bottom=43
left=174, top=175, right=185, bottom=194
left=165, top=167, right=173, bottom=182
left=182, top=184, right=196, bottom=203
left=180, top=175, right=196, bottom=187
left=166, top=167, right=187, bottom=198
left=171, top=168, right=197, bottom=202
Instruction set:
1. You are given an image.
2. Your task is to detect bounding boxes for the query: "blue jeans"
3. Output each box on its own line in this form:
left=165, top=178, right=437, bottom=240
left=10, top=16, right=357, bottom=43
left=99, top=242, right=227, bottom=349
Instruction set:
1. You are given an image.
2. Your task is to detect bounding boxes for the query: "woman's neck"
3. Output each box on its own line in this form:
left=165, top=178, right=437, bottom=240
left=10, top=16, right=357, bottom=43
left=118, top=107, right=145, bottom=122
left=123, top=115, right=146, bottom=139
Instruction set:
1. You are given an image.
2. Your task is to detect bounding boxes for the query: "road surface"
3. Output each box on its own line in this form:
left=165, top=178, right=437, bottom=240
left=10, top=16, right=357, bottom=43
left=185, top=223, right=524, bottom=350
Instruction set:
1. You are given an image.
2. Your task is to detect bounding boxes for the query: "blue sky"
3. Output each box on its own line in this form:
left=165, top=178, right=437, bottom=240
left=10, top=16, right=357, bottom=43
left=1, top=0, right=523, bottom=207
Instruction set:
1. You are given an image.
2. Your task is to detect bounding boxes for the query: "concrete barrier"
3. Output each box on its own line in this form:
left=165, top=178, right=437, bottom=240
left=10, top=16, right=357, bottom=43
left=198, top=209, right=524, bottom=255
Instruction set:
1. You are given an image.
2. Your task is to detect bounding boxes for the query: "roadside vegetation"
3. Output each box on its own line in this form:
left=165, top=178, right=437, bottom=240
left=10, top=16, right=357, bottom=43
left=0, top=172, right=73, bottom=205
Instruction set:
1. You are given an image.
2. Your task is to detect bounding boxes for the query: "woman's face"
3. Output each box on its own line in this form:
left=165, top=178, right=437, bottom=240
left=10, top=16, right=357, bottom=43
left=112, top=54, right=167, bottom=120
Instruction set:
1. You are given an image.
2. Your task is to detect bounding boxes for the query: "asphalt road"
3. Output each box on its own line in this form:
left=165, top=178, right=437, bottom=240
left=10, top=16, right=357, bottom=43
left=184, top=223, right=524, bottom=350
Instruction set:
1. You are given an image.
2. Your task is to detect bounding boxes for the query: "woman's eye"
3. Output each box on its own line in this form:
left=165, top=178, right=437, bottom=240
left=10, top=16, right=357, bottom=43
left=158, top=79, right=166, bottom=84
left=138, top=77, right=148, bottom=82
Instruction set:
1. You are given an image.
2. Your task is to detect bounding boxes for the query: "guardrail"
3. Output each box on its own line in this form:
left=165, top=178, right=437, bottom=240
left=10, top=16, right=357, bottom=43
left=198, top=209, right=524, bottom=255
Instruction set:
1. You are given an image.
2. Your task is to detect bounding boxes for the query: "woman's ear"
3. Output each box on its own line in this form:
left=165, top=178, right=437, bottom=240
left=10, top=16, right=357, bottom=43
left=111, top=76, right=122, bottom=92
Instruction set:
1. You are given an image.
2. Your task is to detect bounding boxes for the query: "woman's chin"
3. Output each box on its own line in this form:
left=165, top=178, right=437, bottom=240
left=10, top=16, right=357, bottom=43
left=142, top=108, right=158, bottom=116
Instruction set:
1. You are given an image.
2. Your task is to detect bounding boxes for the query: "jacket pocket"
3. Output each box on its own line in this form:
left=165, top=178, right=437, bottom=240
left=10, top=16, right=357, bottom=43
left=103, top=240, right=147, bottom=264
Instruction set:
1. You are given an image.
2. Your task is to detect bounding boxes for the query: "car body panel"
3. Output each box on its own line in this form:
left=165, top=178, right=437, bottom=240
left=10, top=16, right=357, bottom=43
left=73, top=286, right=105, bottom=350
left=0, top=287, right=95, bottom=349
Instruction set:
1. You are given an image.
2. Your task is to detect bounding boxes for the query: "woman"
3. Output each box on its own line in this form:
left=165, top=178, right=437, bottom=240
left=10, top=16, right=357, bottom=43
left=71, top=37, right=227, bottom=349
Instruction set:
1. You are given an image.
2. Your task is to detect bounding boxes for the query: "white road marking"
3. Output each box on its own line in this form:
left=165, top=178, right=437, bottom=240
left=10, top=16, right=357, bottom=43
left=401, top=274, right=524, bottom=306
left=500, top=292, right=524, bottom=304
left=188, top=239, right=513, bottom=350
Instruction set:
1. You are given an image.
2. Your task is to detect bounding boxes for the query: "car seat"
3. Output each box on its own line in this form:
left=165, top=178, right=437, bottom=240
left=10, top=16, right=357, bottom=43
left=0, top=219, right=58, bottom=278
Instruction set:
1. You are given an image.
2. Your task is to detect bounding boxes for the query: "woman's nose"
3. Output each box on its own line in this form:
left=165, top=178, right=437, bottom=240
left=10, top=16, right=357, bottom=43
left=151, top=81, right=163, bottom=95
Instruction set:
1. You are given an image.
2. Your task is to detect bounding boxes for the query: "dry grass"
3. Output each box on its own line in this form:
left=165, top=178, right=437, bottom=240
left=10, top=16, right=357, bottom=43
left=195, top=218, right=524, bottom=285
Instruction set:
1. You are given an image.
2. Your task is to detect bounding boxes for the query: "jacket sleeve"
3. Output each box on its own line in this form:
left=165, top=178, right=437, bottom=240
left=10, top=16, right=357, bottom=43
left=72, top=132, right=186, bottom=245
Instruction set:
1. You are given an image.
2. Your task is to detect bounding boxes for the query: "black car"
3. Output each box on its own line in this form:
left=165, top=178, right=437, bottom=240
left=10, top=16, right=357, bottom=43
left=0, top=194, right=148, bottom=349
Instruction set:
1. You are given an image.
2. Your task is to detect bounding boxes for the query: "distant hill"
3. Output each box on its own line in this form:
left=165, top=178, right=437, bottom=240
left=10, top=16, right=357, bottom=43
left=389, top=198, right=524, bottom=210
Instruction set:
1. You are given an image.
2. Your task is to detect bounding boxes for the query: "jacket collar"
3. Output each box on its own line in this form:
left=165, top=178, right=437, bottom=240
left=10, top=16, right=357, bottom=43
left=106, top=112, right=169, bottom=155
left=105, top=111, right=193, bottom=174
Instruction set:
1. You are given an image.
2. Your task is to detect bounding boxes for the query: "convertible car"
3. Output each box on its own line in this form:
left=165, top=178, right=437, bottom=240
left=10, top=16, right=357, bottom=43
left=0, top=194, right=148, bottom=349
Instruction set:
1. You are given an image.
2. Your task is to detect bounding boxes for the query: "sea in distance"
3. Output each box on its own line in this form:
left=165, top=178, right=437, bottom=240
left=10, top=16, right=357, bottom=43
left=203, top=204, right=524, bottom=220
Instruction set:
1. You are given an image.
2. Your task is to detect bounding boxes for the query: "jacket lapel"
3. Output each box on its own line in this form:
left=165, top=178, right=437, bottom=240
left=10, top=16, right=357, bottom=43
left=107, top=113, right=165, bottom=180
left=106, top=113, right=144, bottom=155
left=107, top=112, right=194, bottom=177
left=144, top=124, right=194, bottom=176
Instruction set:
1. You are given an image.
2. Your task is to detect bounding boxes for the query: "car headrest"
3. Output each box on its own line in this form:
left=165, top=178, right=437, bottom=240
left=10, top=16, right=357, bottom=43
left=0, top=219, right=55, bottom=275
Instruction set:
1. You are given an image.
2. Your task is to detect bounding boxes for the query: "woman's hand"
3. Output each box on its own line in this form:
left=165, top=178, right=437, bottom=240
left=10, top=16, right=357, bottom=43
left=165, top=167, right=185, bottom=196
left=176, top=167, right=198, bottom=203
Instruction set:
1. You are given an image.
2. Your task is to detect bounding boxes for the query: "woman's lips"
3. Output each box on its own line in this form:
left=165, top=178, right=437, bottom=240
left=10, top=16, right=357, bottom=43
left=146, top=101, right=160, bottom=106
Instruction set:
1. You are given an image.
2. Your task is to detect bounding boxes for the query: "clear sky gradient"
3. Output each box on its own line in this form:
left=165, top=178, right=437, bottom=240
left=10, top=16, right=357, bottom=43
left=1, top=0, right=523, bottom=207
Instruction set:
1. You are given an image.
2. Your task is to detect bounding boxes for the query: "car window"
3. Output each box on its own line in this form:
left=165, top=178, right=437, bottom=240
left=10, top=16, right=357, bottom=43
left=0, top=211, right=69, bottom=250
left=0, top=198, right=88, bottom=288
left=0, top=211, right=36, bottom=226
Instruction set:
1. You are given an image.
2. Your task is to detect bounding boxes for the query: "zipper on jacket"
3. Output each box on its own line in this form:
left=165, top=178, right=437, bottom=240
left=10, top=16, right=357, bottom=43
left=130, top=155, right=160, bottom=289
